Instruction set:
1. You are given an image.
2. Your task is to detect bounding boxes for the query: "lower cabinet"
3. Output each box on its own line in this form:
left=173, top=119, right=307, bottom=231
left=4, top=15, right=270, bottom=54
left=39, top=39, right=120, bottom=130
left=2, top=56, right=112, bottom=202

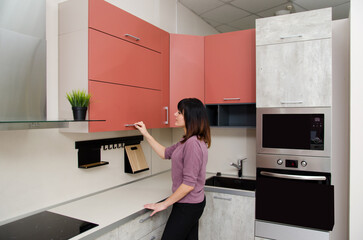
left=199, top=191, right=255, bottom=240
left=96, top=207, right=171, bottom=240
left=139, top=223, right=166, bottom=240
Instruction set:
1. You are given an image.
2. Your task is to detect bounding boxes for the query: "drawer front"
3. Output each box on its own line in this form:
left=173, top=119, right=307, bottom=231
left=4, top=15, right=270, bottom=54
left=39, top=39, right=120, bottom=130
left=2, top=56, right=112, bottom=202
left=256, top=8, right=332, bottom=46
left=118, top=208, right=171, bottom=240
left=139, top=224, right=166, bottom=240
left=88, top=81, right=164, bottom=132
left=89, top=0, right=164, bottom=52
left=89, top=29, right=162, bottom=90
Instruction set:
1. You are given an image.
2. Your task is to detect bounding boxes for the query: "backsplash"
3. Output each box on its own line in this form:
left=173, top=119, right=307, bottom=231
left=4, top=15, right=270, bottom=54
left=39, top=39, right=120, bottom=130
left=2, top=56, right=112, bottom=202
left=172, top=127, right=257, bottom=177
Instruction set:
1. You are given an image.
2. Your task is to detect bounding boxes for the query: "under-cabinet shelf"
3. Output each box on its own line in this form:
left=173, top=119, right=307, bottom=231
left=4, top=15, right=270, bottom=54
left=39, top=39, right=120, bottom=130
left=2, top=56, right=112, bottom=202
left=206, top=103, right=256, bottom=127
left=0, top=119, right=105, bottom=131
left=75, top=135, right=144, bottom=169
left=79, top=161, right=109, bottom=169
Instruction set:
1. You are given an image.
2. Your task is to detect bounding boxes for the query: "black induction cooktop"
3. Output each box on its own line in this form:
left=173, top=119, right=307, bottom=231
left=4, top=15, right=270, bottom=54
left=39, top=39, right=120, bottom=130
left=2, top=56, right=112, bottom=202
left=0, top=211, right=98, bottom=240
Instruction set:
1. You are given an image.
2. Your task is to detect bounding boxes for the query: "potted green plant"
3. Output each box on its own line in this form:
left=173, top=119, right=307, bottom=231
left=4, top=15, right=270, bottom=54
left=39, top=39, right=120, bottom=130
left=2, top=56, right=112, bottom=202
left=66, top=90, right=91, bottom=120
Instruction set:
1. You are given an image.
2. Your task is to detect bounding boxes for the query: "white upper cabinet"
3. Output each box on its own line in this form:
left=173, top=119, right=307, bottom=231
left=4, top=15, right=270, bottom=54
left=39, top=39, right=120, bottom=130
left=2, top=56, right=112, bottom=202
left=256, top=8, right=332, bottom=46
left=256, top=8, right=332, bottom=108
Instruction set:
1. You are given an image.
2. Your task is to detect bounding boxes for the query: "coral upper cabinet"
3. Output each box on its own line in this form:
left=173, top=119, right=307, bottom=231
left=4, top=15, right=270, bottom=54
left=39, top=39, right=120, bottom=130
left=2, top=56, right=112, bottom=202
left=205, top=29, right=256, bottom=104
left=169, top=34, right=205, bottom=127
left=59, top=0, right=169, bottom=132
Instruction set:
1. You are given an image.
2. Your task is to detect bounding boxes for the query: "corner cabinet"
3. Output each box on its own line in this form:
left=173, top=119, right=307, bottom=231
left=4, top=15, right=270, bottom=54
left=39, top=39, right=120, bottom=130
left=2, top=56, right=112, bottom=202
left=169, top=34, right=205, bottom=127
left=199, top=191, right=255, bottom=240
left=256, top=8, right=332, bottom=108
left=59, top=0, right=169, bottom=132
left=205, top=29, right=256, bottom=105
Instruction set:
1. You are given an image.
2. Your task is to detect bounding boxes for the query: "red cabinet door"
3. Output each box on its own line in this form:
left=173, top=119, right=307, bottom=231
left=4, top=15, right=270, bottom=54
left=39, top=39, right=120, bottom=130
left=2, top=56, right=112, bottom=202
left=89, top=28, right=162, bottom=90
left=88, top=81, right=163, bottom=132
left=170, top=34, right=204, bottom=127
left=205, top=29, right=256, bottom=104
left=89, top=0, right=164, bottom=52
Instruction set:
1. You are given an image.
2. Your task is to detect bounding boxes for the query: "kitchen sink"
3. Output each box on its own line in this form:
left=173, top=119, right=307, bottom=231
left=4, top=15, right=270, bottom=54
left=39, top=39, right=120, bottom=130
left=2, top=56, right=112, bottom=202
left=205, top=176, right=256, bottom=191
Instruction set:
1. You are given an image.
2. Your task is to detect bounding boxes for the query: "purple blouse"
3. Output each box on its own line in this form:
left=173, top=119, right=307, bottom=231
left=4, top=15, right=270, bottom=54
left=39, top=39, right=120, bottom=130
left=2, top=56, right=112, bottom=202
left=164, top=135, right=208, bottom=204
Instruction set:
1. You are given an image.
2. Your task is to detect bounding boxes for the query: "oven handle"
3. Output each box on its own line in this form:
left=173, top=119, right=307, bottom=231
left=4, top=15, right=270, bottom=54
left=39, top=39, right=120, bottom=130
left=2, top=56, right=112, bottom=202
left=260, top=171, right=327, bottom=181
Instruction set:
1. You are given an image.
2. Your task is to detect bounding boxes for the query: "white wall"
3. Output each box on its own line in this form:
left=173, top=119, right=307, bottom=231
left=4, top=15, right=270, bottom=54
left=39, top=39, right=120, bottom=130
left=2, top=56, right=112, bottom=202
left=350, top=0, right=363, bottom=239
left=0, top=0, right=218, bottom=224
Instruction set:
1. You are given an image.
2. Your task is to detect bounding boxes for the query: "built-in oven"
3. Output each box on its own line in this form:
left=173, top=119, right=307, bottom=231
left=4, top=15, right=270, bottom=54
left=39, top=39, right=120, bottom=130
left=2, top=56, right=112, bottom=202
left=257, top=107, right=331, bottom=157
left=255, top=154, right=335, bottom=240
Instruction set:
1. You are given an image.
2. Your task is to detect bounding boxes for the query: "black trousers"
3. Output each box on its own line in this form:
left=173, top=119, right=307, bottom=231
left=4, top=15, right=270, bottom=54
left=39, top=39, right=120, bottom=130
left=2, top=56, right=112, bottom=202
left=161, top=197, right=206, bottom=240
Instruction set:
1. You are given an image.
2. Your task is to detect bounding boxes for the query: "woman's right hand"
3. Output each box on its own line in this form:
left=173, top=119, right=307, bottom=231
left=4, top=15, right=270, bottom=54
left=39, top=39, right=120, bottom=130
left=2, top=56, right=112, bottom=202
left=134, top=121, right=166, bottom=159
left=134, top=121, right=149, bottom=136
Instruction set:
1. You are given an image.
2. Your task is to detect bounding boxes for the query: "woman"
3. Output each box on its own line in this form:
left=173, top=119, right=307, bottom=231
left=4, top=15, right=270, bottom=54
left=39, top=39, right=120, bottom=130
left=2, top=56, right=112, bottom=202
left=134, top=98, right=211, bottom=240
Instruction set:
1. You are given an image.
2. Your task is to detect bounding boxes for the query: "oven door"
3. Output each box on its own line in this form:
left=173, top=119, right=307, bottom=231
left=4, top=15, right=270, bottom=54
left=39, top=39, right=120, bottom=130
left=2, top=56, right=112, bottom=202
left=256, top=107, right=331, bottom=157
left=256, top=168, right=334, bottom=231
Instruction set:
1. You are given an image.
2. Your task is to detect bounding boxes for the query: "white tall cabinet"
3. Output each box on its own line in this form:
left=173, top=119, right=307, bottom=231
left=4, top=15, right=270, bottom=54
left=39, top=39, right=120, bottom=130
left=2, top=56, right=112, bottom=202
left=256, top=8, right=332, bottom=108
left=255, top=8, right=349, bottom=240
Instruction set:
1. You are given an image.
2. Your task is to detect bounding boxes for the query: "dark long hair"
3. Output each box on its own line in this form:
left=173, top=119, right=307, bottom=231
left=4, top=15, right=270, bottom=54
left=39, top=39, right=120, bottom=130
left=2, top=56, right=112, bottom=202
left=177, top=98, right=211, bottom=148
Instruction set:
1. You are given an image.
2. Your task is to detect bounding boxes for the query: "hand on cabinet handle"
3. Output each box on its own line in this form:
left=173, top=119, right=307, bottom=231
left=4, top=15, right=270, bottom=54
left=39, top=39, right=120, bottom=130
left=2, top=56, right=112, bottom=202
left=164, top=107, right=169, bottom=125
left=125, top=34, right=140, bottom=41
left=139, top=215, right=152, bottom=223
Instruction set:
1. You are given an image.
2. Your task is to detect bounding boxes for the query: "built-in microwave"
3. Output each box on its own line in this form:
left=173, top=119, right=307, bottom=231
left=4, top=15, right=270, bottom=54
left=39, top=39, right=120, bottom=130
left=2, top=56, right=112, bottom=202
left=257, top=108, right=331, bottom=157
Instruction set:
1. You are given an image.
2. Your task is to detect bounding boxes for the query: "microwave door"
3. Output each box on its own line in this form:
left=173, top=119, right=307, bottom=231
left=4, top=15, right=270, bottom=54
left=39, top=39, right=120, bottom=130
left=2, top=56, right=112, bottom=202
left=256, top=108, right=331, bottom=157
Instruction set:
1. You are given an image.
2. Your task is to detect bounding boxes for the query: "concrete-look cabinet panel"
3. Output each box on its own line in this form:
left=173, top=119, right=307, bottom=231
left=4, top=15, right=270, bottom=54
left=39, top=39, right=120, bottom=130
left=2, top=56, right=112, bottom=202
left=199, top=191, right=255, bottom=240
left=256, top=39, right=332, bottom=108
left=95, top=207, right=171, bottom=240
left=256, top=8, right=332, bottom=46
left=139, top=224, right=166, bottom=240
left=256, top=8, right=332, bottom=108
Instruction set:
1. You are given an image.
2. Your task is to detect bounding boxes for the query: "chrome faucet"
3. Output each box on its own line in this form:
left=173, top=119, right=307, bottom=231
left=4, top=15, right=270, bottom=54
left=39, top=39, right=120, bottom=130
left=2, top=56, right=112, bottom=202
left=230, top=158, right=247, bottom=178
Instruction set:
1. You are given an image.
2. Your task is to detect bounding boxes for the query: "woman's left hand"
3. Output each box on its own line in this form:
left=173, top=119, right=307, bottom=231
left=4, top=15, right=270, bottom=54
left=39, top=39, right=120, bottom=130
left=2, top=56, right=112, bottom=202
left=144, top=202, right=168, bottom=216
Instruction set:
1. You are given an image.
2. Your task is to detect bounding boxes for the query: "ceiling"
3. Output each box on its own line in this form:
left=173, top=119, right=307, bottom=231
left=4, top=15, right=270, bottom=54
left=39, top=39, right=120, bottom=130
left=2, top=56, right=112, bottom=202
left=178, top=0, right=350, bottom=33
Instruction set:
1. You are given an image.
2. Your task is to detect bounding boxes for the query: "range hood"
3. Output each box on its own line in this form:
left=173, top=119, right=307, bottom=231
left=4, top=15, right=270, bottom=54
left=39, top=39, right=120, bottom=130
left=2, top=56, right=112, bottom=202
left=0, top=0, right=67, bottom=130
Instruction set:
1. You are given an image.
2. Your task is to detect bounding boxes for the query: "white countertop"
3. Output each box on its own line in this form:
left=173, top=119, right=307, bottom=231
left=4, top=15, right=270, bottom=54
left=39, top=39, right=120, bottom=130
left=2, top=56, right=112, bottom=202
left=48, top=172, right=254, bottom=240
left=49, top=171, right=173, bottom=240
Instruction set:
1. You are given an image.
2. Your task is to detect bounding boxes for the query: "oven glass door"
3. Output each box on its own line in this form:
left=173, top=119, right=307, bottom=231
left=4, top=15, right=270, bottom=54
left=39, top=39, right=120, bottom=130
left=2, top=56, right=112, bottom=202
left=256, top=168, right=334, bottom=231
left=262, top=114, right=324, bottom=150
left=256, top=108, right=331, bottom=157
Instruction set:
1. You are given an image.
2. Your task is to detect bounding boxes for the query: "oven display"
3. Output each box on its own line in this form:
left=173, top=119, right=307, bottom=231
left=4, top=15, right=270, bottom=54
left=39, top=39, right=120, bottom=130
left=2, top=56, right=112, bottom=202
left=286, top=159, right=298, bottom=168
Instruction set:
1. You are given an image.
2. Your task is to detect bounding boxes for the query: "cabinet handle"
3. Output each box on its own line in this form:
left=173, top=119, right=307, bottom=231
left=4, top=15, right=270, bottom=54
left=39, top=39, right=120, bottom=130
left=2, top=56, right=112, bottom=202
left=213, top=196, right=232, bottom=201
left=164, top=107, right=169, bottom=125
left=125, top=34, right=140, bottom=41
left=139, top=215, right=152, bottom=223
left=124, top=124, right=136, bottom=127
left=150, top=237, right=156, bottom=240
left=223, top=98, right=240, bottom=101
left=280, top=34, right=303, bottom=39
left=280, top=101, right=303, bottom=104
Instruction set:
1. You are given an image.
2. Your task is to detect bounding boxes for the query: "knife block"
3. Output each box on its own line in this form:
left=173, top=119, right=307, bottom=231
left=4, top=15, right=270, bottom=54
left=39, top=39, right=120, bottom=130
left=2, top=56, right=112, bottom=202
left=124, top=144, right=149, bottom=174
